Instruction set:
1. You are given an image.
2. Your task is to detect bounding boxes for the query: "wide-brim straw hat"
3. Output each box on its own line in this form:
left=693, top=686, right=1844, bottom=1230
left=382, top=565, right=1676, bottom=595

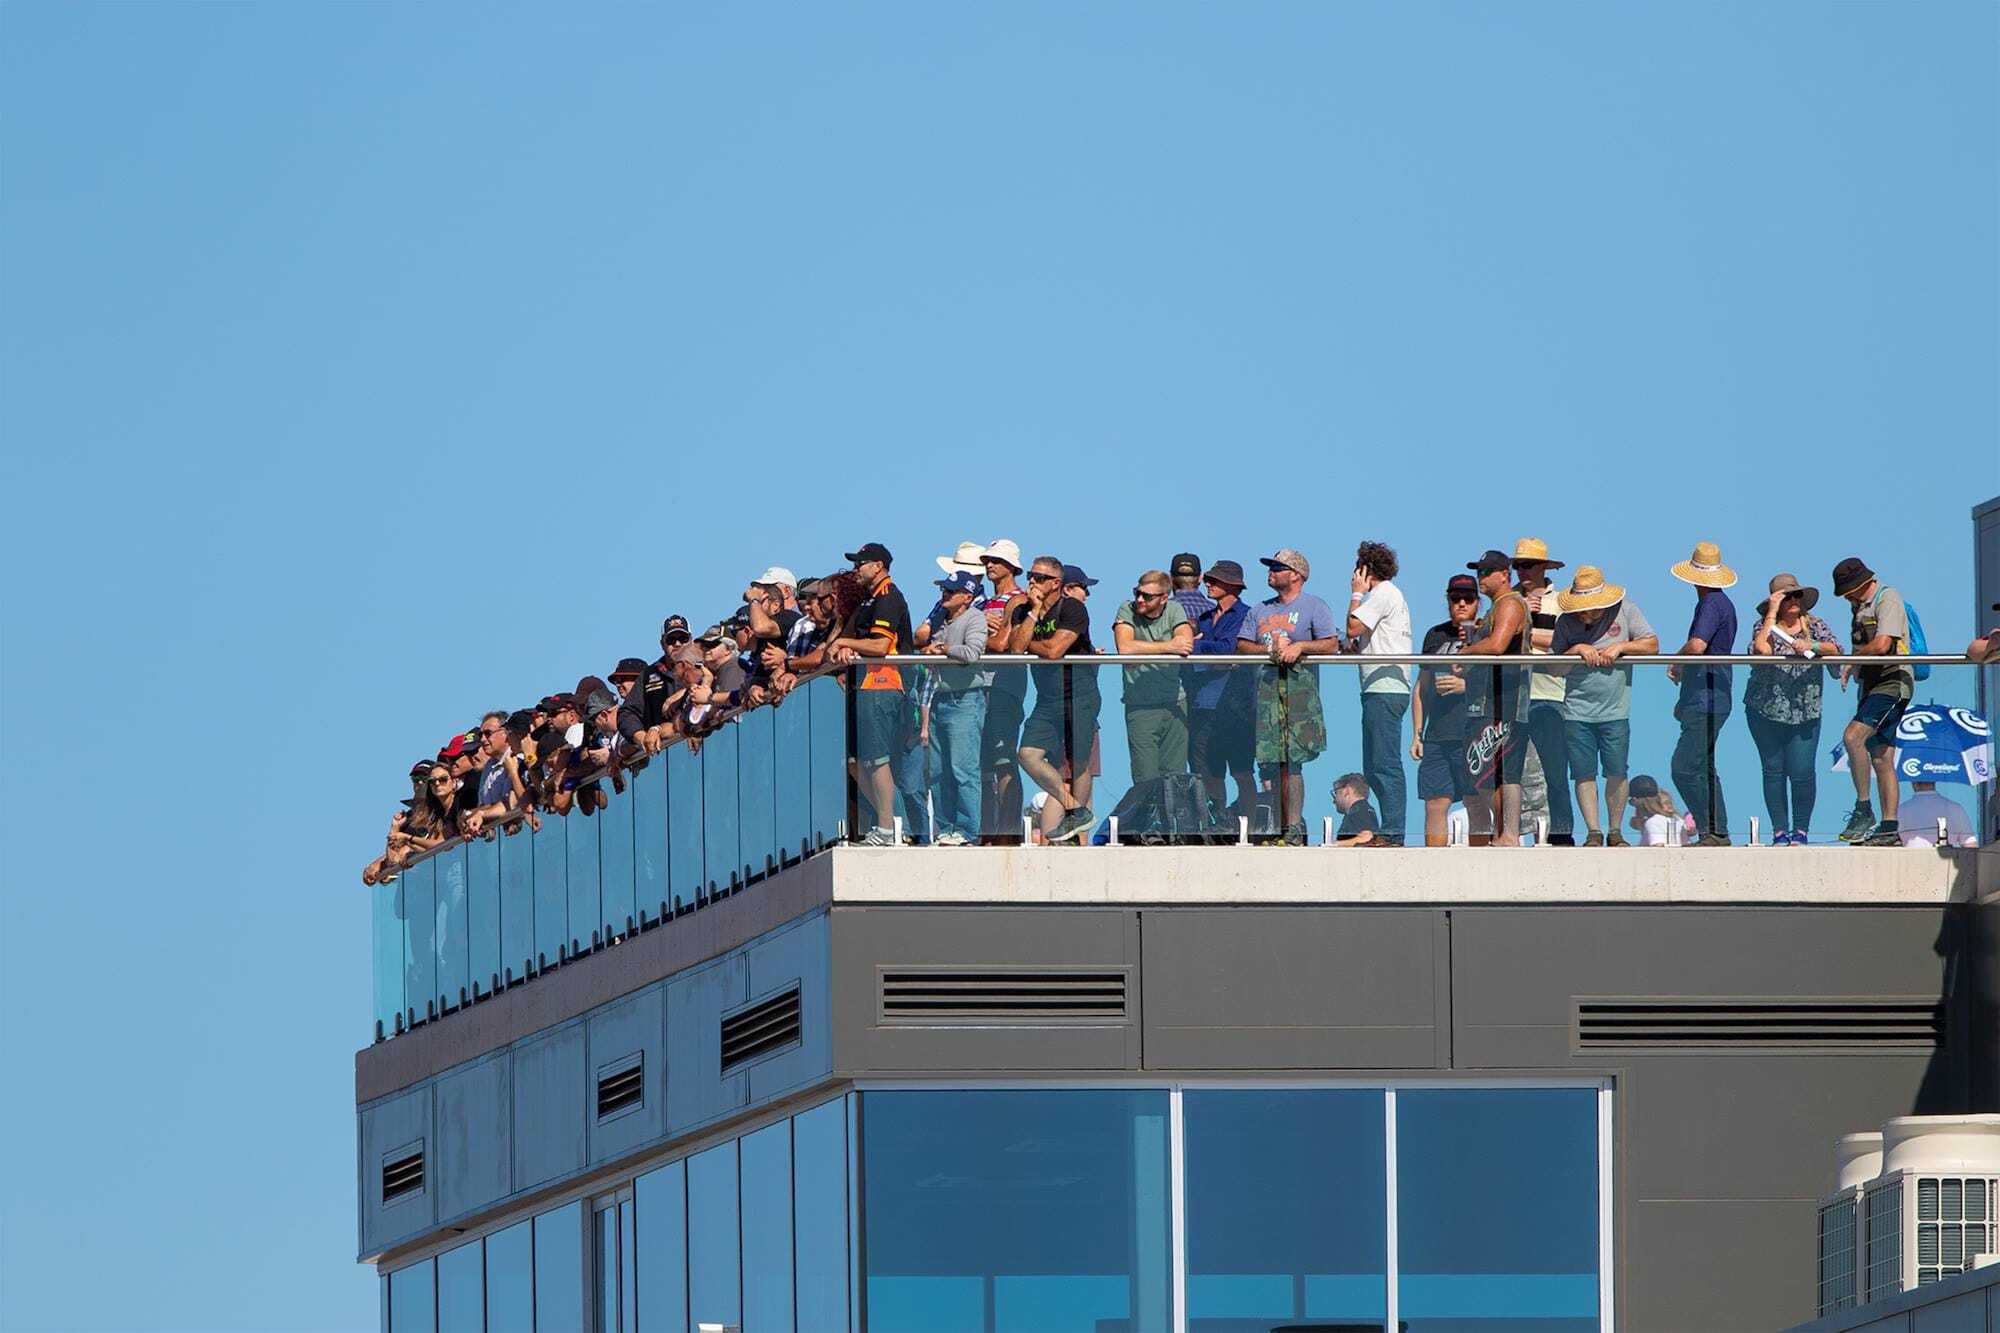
left=1511, top=536, right=1566, bottom=569
left=1670, top=541, right=1738, bottom=589
left=1755, top=573, right=1820, bottom=617
left=1557, top=565, right=1624, bottom=613
left=936, top=541, right=987, bottom=576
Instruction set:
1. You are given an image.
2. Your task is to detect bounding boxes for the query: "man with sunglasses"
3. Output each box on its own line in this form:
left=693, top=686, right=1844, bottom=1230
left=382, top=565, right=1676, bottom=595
left=1237, top=547, right=1340, bottom=844
left=1114, top=569, right=1195, bottom=782
left=977, top=540, right=1032, bottom=841
left=828, top=542, right=913, bottom=846
left=1187, top=559, right=1257, bottom=818
left=461, top=711, right=524, bottom=836
left=1017, top=555, right=1101, bottom=843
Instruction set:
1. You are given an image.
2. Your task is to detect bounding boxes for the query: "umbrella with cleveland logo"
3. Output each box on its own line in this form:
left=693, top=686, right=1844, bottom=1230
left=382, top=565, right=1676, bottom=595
left=1830, top=702, right=1992, bottom=784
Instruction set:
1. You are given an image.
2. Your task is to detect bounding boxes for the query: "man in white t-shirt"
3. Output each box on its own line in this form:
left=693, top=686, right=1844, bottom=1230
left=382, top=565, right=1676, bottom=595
left=1898, top=782, right=1977, bottom=847
left=1348, top=541, right=1413, bottom=845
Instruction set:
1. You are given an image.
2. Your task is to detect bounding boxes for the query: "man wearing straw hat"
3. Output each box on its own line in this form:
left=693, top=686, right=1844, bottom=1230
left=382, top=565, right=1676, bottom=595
left=1665, top=541, right=1739, bottom=846
left=1553, top=566, right=1657, bottom=846
left=1512, top=537, right=1576, bottom=846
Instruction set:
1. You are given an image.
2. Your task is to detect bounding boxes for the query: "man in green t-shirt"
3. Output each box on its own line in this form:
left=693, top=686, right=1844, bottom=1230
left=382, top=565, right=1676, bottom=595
left=1114, top=569, right=1194, bottom=781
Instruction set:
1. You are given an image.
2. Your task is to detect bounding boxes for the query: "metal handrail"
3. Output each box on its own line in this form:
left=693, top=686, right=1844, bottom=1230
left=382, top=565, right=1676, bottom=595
left=860, top=652, right=1983, bottom=666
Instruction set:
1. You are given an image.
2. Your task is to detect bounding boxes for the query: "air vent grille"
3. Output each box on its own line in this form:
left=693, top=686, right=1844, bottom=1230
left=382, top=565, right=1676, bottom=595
left=382, top=1146, right=424, bottom=1203
left=721, top=984, right=801, bottom=1073
left=597, top=1057, right=643, bottom=1119
left=881, top=968, right=1129, bottom=1024
left=1577, top=998, right=1940, bottom=1050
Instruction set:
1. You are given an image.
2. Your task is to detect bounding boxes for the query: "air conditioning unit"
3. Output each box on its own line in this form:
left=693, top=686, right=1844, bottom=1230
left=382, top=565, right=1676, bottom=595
left=1821, top=1115, right=2000, bottom=1310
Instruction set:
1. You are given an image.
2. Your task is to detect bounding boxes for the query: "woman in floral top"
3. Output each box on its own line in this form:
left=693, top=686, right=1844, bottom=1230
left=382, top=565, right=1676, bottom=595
left=1746, top=573, right=1841, bottom=844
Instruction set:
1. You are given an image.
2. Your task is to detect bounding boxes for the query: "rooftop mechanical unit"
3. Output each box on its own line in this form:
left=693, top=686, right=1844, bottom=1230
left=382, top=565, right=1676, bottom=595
left=1817, top=1114, right=2000, bottom=1314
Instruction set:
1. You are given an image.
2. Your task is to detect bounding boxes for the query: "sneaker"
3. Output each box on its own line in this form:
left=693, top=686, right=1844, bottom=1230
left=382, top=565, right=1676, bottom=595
left=1695, top=832, right=1733, bottom=848
left=1049, top=805, right=1094, bottom=844
left=933, top=830, right=967, bottom=847
left=1372, top=832, right=1405, bottom=848
left=1605, top=830, right=1629, bottom=848
left=1771, top=830, right=1792, bottom=847
left=1548, top=832, right=1577, bottom=847
left=1581, top=831, right=1605, bottom=847
left=1791, top=829, right=1809, bottom=847
left=1838, top=805, right=1876, bottom=843
left=862, top=826, right=897, bottom=847
left=1858, top=822, right=1901, bottom=848
left=1279, top=823, right=1308, bottom=847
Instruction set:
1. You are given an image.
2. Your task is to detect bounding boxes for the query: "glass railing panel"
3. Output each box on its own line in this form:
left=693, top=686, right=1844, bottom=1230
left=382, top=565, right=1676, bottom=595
left=371, top=878, right=403, bottom=1039
left=666, top=742, right=705, bottom=914
left=466, top=834, right=500, bottom=1000
left=498, top=820, right=535, bottom=984
left=807, top=674, right=849, bottom=849
left=400, top=856, right=436, bottom=1027
left=531, top=809, right=568, bottom=969
left=978, top=664, right=1031, bottom=844
left=736, top=703, right=777, bottom=880
left=773, top=687, right=812, bottom=864
left=632, top=756, right=669, bottom=928
left=566, top=790, right=602, bottom=957
left=702, top=722, right=741, bottom=898
left=598, top=774, right=636, bottom=943
left=434, top=842, right=470, bottom=1012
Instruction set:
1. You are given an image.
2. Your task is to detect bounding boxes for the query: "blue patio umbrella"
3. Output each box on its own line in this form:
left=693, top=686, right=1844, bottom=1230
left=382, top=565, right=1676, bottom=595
left=1833, top=703, right=1995, bottom=785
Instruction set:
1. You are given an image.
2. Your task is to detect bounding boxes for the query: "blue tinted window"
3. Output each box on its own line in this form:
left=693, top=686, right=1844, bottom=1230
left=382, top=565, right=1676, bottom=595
left=861, top=1090, right=1171, bottom=1333
left=485, top=1220, right=533, bottom=1333
left=743, top=1120, right=796, bottom=1333
left=388, top=1259, right=435, bottom=1333
left=437, top=1240, right=483, bottom=1333
left=634, top=1161, right=687, bottom=1333
left=535, top=1202, right=585, bottom=1332
left=688, top=1141, right=742, bottom=1331
left=793, top=1099, right=851, bottom=1332
left=1184, top=1089, right=1386, bottom=1329
left=596, top=1205, right=620, bottom=1333
left=1397, top=1089, right=1600, bottom=1331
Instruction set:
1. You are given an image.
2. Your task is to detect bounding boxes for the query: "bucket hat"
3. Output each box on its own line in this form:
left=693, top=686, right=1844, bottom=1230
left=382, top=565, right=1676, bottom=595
left=1670, top=541, right=1738, bottom=589
left=1557, top=566, right=1625, bottom=613
left=979, top=539, right=1024, bottom=573
left=1755, top=573, right=1820, bottom=617
left=1203, top=558, right=1247, bottom=589
left=1830, top=557, right=1877, bottom=599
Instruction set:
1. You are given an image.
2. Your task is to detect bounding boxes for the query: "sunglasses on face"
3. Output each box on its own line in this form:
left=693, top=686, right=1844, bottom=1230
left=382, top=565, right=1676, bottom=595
left=429, top=775, right=452, bottom=786
left=1448, top=594, right=1478, bottom=604
left=1029, top=572, right=1060, bottom=584
left=1134, top=587, right=1167, bottom=600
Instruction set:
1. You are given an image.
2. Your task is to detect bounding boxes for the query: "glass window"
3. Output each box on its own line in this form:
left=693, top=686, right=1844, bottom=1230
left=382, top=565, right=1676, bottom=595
left=1183, top=1089, right=1386, bottom=1330
left=1397, top=1088, right=1600, bottom=1331
left=688, top=1141, right=742, bottom=1332
left=437, top=1239, right=484, bottom=1333
left=597, top=1205, right=621, bottom=1333
left=742, top=1120, right=796, bottom=1333
left=793, top=1099, right=851, bottom=1332
left=536, top=1202, right=585, bottom=1332
left=634, top=1160, right=688, bottom=1333
left=388, top=1259, right=435, bottom=1333
left=486, top=1220, right=533, bottom=1333
left=861, top=1090, right=1171, bottom=1333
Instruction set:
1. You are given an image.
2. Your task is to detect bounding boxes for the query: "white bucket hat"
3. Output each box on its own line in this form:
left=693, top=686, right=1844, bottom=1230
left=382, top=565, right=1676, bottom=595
left=935, top=542, right=986, bottom=576
left=980, top=538, right=1024, bottom=573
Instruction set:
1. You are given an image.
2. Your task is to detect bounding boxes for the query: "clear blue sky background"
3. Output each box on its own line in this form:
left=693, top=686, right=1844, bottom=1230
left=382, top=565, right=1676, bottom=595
left=2, top=3, right=1993, bottom=1328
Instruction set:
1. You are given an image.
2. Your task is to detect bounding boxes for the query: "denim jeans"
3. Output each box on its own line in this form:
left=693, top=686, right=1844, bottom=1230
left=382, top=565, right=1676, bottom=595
left=1525, top=699, right=1573, bottom=836
left=893, top=722, right=932, bottom=844
left=1747, top=710, right=1820, bottom=832
left=1671, top=707, right=1731, bottom=838
left=929, top=689, right=988, bottom=841
left=1360, top=691, right=1411, bottom=841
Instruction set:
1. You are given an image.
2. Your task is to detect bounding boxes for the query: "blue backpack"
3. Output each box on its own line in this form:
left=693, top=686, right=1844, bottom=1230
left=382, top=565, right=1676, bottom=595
left=1879, top=589, right=1930, bottom=681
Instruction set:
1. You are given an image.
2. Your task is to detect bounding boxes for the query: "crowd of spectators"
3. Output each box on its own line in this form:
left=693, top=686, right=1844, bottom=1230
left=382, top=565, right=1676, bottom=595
left=366, top=537, right=1994, bottom=880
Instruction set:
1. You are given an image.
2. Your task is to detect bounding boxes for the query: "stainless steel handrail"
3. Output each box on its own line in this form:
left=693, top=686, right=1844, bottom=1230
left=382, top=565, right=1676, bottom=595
left=861, top=652, right=1983, bottom=666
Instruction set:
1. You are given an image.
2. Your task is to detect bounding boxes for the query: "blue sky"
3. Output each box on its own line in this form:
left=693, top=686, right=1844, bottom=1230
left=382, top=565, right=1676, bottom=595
left=1, top=3, right=1993, bottom=1328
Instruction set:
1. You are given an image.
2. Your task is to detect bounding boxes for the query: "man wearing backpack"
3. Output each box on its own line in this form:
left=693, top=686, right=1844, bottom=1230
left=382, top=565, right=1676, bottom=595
left=1827, top=557, right=1912, bottom=846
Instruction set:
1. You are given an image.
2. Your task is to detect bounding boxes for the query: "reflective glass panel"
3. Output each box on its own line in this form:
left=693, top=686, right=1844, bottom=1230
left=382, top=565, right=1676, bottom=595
left=535, top=1201, right=585, bottom=1333
left=631, top=758, right=669, bottom=928
left=793, top=1098, right=851, bottom=1332
left=485, top=1220, right=534, bottom=1333
left=1183, top=1089, right=1386, bottom=1329
left=861, top=1089, right=1171, bottom=1333
left=688, top=1140, right=742, bottom=1332
left=596, top=1205, right=621, bottom=1333
left=531, top=812, right=568, bottom=970
left=736, top=704, right=777, bottom=881
left=742, top=1120, right=796, bottom=1333
left=666, top=743, right=705, bottom=914
left=621, top=1202, right=637, bottom=1333
left=437, top=1239, right=483, bottom=1333
left=599, top=777, right=637, bottom=942
left=435, top=844, right=469, bottom=1012
left=372, top=879, right=403, bottom=1038
left=388, top=1259, right=435, bottom=1333
left=807, top=675, right=849, bottom=848
left=567, top=794, right=602, bottom=957
left=466, top=834, right=501, bottom=1000
left=772, top=689, right=812, bottom=864
left=1397, top=1089, right=1600, bottom=1331
left=498, top=824, right=535, bottom=984
left=634, top=1159, right=687, bottom=1333
left=701, top=723, right=741, bottom=898
left=400, top=858, right=436, bottom=1026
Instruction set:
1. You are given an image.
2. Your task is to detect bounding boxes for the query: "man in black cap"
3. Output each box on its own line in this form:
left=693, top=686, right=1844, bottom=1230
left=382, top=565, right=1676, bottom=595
left=1169, top=552, right=1216, bottom=626
left=1825, top=556, right=1912, bottom=845
left=829, top=542, right=914, bottom=844
left=1457, top=548, right=1531, bottom=844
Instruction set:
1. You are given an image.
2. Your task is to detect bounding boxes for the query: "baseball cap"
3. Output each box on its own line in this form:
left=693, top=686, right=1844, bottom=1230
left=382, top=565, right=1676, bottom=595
left=1446, top=573, right=1480, bottom=598
left=409, top=758, right=437, bottom=778
left=1260, top=548, right=1311, bottom=579
left=845, top=541, right=892, bottom=566
left=935, top=570, right=980, bottom=595
left=1628, top=775, right=1661, bottom=800
left=697, top=623, right=728, bottom=644
left=537, top=693, right=574, bottom=715
left=1170, top=552, right=1202, bottom=578
left=1062, top=564, right=1098, bottom=588
left=1203, top=558, right=1246, bottom=589
left=660, top=614, right=691, bottom=644
left=1466, top=549, right=1512, bottom=576
left=754, top=566, right=796, bottom=588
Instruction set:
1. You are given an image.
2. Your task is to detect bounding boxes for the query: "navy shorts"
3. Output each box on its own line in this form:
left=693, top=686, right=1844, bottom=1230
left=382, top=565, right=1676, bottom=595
left=1020, top=691, right=1101, bottom=769
left=1854, top=692, right=1909, bottom=755
left=1417, top=734, right=1476, bottom=801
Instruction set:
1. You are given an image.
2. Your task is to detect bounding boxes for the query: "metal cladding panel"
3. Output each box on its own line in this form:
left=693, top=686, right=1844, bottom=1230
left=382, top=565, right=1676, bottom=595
left=1627, top=1198, right=1815, bottom=1333
left=1140, top=908, right=1444, bottom=1069
left=510, top=1023, right=586, bottom=1192
left=434, top=1053, right=510, bottom=1221
left=360, top=1084, right=434, bottom=1256
left=742, top=914, right=831, bottom=1105
left=829, top=908, right=1142, bottom=1073
left=665, top=950, right=750, bottom=1134
left=585, top=985, right=667, bottom=1165
left=1910, top=1290, right=1988, bottom=1333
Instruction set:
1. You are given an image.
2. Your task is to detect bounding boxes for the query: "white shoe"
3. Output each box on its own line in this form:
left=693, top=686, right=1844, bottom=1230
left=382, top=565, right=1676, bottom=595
left=935, top=830, right=968, bottom=847
left=862, top=826, right=897, bottom=847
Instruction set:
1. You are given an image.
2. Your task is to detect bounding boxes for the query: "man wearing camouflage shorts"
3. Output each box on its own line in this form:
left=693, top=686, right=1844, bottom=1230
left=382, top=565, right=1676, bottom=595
left=1236, top=548, right=1341, bottom=844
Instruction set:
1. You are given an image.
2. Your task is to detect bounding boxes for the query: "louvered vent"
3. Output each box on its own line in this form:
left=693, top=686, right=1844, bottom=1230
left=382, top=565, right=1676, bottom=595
left=381, top=1145, right=424, bottom=1203
left=880, top=968, right=1129, bottom=1024
left=1577, top=998, right=1940, bottom=1050
left=721, top=984, right=801, bottom=1073
left=596, top=1056, right=644, bottom=1119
